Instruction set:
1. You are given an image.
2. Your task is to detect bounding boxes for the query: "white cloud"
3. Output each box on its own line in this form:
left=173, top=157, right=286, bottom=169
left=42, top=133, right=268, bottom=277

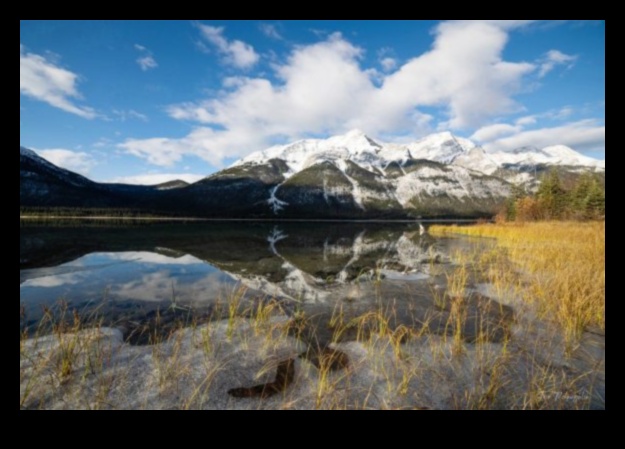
left=538, top=49, right=577, bottom=77
left=109, top=173, right=204, bottom=185
left=385, top=20, right=535, bottom=129
left=196, top=23, right=260, bottom=69
left=380, top=57, right=397, bottom=72
left=470, top=123, right=520, bottom=141
left=134, top=44, right=158, bottom=71
left=34, top=149, right=96, bottom=175
left=483, top=119, right=605, bottom=153
left=112, top=109, right=148, bottom=122
left=121, top=22, right=540, bottom=167
left=509, top=107, right=573, bottom=129
left=24, top=273, right=80, bottom=288
left=137, top=55, right=158, bottom=71
left=548, top=105, right=574, bottom=120
left=259, top=23, right=282, bottom=40
left=20, top=45, right=96, bottom=118
left=515, top=115, right=537, bottom=126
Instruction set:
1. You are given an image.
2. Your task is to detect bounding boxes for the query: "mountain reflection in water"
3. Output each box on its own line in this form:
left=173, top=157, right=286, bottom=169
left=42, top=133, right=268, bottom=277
left=20, top=221, right=508, bottom=348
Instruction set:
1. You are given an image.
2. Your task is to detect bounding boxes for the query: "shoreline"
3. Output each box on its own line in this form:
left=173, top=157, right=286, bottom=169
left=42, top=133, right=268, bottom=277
left=19, top=215, right=484, bottom=223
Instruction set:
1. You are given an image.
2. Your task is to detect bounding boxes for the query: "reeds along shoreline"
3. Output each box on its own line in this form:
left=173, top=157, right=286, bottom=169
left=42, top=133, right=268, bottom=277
left=20, top=222, right=605, bottom=409
left=431, top=221, right=605, bottom=346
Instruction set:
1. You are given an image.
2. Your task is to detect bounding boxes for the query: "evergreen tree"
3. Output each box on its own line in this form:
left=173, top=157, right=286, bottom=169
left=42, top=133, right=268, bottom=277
left=503, top=183, right=528, bottom=221
left=537, top=170, right=567, bottom=219
left=585, top=178, right=605, bottom=218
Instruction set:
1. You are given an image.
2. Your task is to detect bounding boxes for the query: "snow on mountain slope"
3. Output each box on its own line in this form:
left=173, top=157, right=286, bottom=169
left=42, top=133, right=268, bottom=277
left=236, top=129, right=396, bottom=177
left=227, top=129, right=604, bottom=217
left=491, top=145, right=602, bottom=170
left=233, top=130, right=603, bottom=180
left=541, top=145, right=604, bottom=167
left=395, top=164, right=506, bottom=208
left=452, top=147, right=499, bottom=174
left=405, top=131, right=475, bottom=163
left=456, top=144, right=604, bottom=175
left=233, top=129, right=480, bottom=177
left=21, top=127, right=604, bottom=219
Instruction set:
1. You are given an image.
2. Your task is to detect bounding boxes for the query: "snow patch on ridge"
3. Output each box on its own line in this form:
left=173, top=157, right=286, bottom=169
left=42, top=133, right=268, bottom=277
left=267, top=185, right=288, bottom=214
left=232, top=130, right=604, bottom=180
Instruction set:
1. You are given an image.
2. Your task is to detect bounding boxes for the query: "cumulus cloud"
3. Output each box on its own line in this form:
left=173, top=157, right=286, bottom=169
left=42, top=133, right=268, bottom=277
left=538, top=49, right=577, bottom=77
left=120, top=21, right=542, bottom=167
left=196, top=23, right=259, bottom=69
left=134, top=44, right=158, bottom=71
left=20, top=45, right=96, bottom=118
left=120, top=126, right=267, bottom=166
left=24, top=273, right=80, bottom=288
left=109, top=173, right=204, bottom=185
left=470, top=123, right=520, bottom=141
left=380, top=57, right=397, bottom=72
left=35, top=149, right=96, bottom=175
left=515, top=115, right=537, bottom=126
left=482, top=119, right=605, bottom=153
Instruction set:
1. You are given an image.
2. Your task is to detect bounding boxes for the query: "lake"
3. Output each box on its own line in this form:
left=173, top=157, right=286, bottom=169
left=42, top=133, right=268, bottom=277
left=20, top=220, right=604, bottom=410
left=20, top=221, right=485, bottom=340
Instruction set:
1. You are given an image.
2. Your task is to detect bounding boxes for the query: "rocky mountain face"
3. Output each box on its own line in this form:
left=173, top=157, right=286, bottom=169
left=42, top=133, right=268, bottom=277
left=214, top=130, right=512, bottom=218
left=19, top=130, right=604, bottom=218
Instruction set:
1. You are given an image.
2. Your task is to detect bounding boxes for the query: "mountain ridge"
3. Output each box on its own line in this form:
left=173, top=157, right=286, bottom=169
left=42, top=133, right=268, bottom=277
left=20, top=131, right=604, bottom=219
left=232, top=129, right=604, bottom=178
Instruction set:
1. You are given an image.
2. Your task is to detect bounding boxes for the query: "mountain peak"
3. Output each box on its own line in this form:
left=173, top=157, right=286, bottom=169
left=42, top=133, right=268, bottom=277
left=231, top=130, right=604, bottom=180
left=328, top=128, right=381, bottom=149
left=542, top=144, right=578, bottom=157
left=20, top=146, right=37, bottom=158
left=344, top=128, right=366, bottom=138
left=407, top=132, right=476, bottom=163
left=431, top=130, right=454, bottom=139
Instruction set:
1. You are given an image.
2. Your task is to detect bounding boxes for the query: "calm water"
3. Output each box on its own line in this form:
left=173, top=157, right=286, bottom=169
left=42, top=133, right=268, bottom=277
left=20, top=221, right=605, bottom=409
left=20, top=221, right=484, bottom=341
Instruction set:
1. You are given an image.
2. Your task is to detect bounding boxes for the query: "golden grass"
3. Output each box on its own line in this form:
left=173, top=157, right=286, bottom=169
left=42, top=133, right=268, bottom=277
left=431, top=221, right=605, bottom=349
left=20, top=223, right=605, bottom=409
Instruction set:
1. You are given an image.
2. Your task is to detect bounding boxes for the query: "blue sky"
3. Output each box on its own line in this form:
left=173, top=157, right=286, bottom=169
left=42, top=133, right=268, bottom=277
left=20, top=20, right=605, bottom=185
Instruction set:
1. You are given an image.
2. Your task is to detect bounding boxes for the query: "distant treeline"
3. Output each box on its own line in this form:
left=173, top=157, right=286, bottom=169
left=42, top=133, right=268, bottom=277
left=19, top=207, right=181, bottom=218
left=499, top=171, right=605, bottom=222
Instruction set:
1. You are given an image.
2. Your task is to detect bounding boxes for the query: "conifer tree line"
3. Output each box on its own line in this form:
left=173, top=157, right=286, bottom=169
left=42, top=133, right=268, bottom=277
left=499, top=170, right=605, bottom=222
left=19, top=207, right=179, bottom=218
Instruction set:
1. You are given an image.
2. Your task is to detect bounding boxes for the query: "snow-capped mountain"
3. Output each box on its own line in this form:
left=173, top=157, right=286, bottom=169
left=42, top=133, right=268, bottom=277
left=232, top=130, right=603, bottom=202
left=406, top=131, right=476, bottom=163
left=234, top=130, right=603, bottom=179
left=235, top=129, right=479, bottom=176
left=224, top=130, right=511, bottom=218
left=239, top=129, right=402, bottom=176
left=20, top=128, right=604, bottom=218
left=454, top=144, right=604, bottom=176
